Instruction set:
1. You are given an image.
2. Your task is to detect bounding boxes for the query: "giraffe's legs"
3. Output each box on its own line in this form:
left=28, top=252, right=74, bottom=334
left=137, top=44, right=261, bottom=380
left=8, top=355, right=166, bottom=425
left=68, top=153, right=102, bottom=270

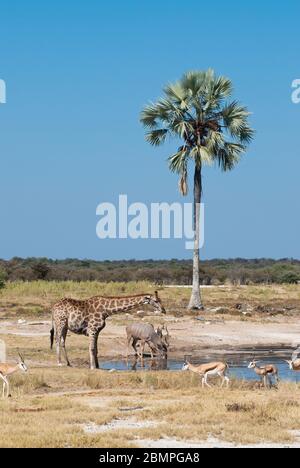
left=55, top=321, right=67, bottom=367
left=56, top=330, right=62, bottom=367
left=89, top=332, right=99, bottom=370
left=94, top=332, right=100, bottom=369
left=61, top=326, right=71, bottom=367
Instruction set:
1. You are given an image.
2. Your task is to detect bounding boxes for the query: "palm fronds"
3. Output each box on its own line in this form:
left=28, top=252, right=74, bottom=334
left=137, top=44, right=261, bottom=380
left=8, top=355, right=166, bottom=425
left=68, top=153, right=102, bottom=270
left=141, top=69, right=254, bottom=192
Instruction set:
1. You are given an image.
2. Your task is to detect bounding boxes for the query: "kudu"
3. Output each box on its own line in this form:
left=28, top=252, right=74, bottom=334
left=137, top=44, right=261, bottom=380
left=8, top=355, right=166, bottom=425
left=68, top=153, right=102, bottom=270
left=126, top=323, right=170, bottom=359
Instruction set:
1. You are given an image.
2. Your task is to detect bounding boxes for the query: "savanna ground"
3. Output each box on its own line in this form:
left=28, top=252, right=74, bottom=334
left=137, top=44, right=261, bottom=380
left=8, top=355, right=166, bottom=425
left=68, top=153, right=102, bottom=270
left=1, top=281, right=300, bottom=448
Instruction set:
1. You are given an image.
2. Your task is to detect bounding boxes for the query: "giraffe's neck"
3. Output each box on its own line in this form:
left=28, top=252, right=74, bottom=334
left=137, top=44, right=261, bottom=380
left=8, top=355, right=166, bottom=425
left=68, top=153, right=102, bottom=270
left=106, top=295, right=146, bottom=315
left=90, top=295, right=147, bottom=315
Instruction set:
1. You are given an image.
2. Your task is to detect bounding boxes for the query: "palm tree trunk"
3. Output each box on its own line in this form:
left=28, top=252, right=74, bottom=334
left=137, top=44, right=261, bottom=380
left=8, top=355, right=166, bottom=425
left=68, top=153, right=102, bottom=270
left=188, top=164, right=204, bottom=310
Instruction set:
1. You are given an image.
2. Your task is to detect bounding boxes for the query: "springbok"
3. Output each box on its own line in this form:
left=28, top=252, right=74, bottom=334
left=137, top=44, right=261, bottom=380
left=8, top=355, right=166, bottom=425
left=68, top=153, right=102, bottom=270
left=286, top=347, right=300, bottom=371
left=248, top=360, right=279, bottom=387
left=0, top=353, right=28, bottom=398
left=182, top=361, right=230, bottom=388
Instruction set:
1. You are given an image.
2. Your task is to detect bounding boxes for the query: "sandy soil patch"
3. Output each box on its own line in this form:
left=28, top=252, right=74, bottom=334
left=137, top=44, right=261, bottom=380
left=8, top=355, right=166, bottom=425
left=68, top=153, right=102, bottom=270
left=83, top=418, right=158, bottom=434
left=138, top=431, right=300, bottom=448
left=1, top=317, right=300, bottom=356
left=0, top=320, right=51, bottom=337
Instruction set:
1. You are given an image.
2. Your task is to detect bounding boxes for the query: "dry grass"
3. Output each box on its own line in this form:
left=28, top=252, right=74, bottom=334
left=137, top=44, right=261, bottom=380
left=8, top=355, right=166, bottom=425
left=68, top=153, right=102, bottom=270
left=1, top=368, right=300, bottom=447
left=0, top=281, right=299, bottom=320
left=0, top=281, right=154, bottom=317
left=1, top=282, right=300, bottom=447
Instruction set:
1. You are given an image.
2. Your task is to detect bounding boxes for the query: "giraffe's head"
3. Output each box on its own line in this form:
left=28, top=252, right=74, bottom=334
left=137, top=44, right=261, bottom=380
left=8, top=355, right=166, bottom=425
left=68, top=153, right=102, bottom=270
left=143, top=291, right=166, bottom=314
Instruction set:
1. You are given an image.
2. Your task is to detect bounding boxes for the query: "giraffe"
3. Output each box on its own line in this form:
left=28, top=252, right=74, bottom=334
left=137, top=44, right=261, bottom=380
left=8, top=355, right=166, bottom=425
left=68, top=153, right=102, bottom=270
left=50, top=291, right=166, bottom=369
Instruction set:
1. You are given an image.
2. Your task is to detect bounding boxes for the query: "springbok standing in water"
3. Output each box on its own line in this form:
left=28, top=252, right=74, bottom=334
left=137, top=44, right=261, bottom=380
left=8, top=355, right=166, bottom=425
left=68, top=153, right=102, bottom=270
left=0, top=353, right=28, bottom=398
left=248, top=360, right=279, bottom=387
left=182, top=360, right=230, bottom=388
left=286, top=347, right=300, bottom=371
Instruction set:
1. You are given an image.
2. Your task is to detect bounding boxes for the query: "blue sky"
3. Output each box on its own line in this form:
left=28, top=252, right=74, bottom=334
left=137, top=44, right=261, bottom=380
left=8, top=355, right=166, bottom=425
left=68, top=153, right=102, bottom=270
left=0, top=0, right=299, bottom=260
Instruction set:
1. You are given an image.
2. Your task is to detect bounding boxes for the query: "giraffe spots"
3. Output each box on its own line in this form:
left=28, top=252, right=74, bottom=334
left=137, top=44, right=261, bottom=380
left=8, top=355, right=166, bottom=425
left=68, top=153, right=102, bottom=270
left=52, top=294, right=153, bottom=341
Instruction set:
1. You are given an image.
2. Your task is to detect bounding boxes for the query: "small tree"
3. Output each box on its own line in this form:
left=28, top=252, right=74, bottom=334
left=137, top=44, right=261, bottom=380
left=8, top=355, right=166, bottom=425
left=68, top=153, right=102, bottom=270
left=31, top=262, right=50, bottom=280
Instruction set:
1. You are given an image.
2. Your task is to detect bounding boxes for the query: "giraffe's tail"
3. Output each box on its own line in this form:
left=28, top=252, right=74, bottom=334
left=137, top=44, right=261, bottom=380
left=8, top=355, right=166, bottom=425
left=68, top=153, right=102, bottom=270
left=50, top=313, right=55, bottom=350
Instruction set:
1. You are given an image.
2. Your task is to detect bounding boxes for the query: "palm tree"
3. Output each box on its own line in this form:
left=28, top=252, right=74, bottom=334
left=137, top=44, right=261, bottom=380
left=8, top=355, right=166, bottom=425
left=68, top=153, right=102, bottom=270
left=140, top=69, right=254, bottom=309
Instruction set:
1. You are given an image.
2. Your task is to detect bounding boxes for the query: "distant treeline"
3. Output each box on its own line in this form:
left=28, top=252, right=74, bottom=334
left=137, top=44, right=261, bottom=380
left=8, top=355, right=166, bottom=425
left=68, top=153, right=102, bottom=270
left=0, top=258, right=299, bottom=285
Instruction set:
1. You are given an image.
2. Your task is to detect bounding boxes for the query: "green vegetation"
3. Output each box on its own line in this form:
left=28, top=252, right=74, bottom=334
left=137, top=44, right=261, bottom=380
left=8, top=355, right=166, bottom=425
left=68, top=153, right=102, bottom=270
left=141, top=70, right=254, bottom=309
left=0, top=257, right=299, bottom=285
left=0, top=268, right=6, bottom=289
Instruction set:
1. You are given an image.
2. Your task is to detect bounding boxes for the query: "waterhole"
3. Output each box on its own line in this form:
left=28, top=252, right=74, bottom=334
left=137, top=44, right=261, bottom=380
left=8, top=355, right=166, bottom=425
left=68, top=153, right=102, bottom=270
left=98, top=348, right=300, bottom=382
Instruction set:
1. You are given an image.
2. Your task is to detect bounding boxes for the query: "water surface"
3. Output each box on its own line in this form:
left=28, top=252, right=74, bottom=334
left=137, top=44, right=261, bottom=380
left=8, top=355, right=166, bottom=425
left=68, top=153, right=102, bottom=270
left=99, top=348, right=300, bottom=383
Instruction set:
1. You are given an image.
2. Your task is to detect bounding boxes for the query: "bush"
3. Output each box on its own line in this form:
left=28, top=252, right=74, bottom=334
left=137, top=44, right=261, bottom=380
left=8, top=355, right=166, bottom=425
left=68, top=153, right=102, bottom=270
left=280, top=272, right=300, bottom=284
left=1, top=257, right=300, bottom=285
left=31, top=262, right=50, bottom=280
left=0, top=269, right=6, bottom=289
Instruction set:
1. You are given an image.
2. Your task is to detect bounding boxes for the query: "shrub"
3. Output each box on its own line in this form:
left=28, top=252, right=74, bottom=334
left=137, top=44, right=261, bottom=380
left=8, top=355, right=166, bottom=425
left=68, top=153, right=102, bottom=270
left=280, top=272, right=299, bottom=284
left=0, top=268, right=6, bottom=289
